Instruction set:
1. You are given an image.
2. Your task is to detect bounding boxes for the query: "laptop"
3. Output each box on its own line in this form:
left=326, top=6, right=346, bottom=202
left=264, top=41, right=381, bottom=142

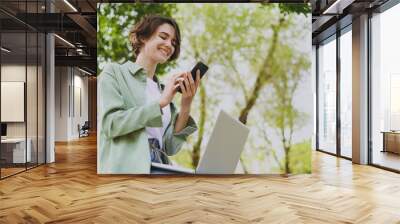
left=151, top=110, right=250, bottom=174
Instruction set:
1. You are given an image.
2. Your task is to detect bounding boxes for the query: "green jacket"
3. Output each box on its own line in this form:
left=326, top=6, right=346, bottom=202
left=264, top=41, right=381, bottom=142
left=98, top=61, right=198, bottom=174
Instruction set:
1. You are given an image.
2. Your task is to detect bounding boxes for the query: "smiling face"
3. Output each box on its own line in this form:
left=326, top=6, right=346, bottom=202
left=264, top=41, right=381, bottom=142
left=140, top=23, right=177, bottom=64
left=129, top=15, right=181, bottom=63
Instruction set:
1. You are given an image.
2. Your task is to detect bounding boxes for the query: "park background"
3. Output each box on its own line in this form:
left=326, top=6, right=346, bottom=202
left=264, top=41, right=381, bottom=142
left=97, top=3, right=313, bottom=174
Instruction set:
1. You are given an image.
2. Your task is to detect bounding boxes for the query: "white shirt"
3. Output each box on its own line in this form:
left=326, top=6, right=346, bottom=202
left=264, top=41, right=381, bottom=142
left=145, top=77, right=171, bottom=149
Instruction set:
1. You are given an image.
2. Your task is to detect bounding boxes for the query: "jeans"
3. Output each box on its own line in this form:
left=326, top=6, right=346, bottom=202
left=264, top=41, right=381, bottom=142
left=148, top=138, right=170, bottom=164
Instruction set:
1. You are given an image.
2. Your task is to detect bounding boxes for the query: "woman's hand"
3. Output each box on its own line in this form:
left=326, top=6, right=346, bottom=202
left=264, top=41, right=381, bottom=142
left=173, top=70, right=201, bottom=133
left=159, top=70, right=200, bottom=110
left=179, top=70, right=201, bottom=112
left=159, top=73, right=183, bottom=108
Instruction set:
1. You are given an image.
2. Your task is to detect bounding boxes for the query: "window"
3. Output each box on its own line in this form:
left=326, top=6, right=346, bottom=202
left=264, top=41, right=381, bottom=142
left=0, top=1, right=46, bottom=179
left=317, top=36, right=337, bottom=154
left=340, top=28, right=352, bottom=158
left=370, top=2, right=400, bottom=171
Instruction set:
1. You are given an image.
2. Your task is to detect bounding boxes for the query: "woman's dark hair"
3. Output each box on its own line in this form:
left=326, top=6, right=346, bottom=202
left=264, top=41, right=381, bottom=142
left=129, top=14, right=181, bottom=61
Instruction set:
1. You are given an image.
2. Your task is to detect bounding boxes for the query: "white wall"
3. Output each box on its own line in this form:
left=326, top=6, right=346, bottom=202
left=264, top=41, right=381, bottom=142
left=1, top=65, right=26, bottom=137
left=1, top=65, right=38, bottom=138
left=1, top=63, right=46, bottom=164
left=55, top=67, right=89, bottom=141
left=55, top=66, right=69, bottom=141
left=72, top=72, right=89, bottom=138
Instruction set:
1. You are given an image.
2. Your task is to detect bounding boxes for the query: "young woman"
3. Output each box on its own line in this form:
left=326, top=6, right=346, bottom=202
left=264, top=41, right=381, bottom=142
left=98, top=15, right=200, bottom=174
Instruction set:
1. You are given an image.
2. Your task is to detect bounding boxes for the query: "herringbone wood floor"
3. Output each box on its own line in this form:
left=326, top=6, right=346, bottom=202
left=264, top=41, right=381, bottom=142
left=1, top=135, right=400, bottom=224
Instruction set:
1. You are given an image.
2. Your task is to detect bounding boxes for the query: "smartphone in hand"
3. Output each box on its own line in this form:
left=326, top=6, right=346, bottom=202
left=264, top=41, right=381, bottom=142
left=177, top=61, right=208, bottom=93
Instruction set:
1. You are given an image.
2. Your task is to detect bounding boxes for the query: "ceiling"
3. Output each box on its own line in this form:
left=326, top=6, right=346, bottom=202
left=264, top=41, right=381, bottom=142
left=312, top=0, right=390, bottom=44
left=0, top=0, right=97, bottom=74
